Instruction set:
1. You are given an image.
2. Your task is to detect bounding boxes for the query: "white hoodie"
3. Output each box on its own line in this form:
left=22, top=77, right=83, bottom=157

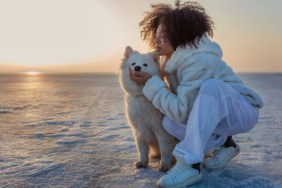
left=143, top=36, right=263, bottom=124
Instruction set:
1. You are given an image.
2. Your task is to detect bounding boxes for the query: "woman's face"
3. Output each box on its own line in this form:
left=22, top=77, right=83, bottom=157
left=155, top=24, right=174, bottom=56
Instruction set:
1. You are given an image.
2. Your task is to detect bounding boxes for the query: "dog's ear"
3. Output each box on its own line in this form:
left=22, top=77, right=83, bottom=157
left=150, top=51, right=160, bottom=62
left=124, top=46, right=134, bottom=59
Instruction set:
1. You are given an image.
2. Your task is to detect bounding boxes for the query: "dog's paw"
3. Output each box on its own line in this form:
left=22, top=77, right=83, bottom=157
left=158, top=163, right=171, bottom=172
left=135, top=161, right=148, bottom=168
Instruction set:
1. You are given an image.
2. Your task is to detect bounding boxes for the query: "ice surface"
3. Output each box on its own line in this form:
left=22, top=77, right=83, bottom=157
left=0, top=73, right=281, bottom=188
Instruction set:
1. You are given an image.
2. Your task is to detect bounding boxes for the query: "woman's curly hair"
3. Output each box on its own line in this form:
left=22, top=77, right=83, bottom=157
left=139, top=0, right=214, bottom=49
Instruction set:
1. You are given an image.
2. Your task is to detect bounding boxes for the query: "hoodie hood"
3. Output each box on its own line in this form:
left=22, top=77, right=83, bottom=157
left=164, top=35, right=223, bottom=73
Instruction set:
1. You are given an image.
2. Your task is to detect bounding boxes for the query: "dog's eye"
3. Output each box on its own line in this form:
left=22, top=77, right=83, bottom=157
left=131, top=62, right=136, bottom=66
left=143, top=63, right=148, bottom=67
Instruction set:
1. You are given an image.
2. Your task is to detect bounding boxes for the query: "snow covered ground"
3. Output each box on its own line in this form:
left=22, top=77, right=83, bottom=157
left=0, top=73, right=281, bottom=188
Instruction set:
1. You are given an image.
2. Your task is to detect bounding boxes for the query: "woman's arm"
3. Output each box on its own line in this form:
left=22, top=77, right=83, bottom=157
left=143, top=62, right=211, bottom=124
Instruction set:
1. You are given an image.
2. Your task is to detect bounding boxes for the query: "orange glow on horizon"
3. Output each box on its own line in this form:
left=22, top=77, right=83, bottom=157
left=24, top=71, right=42, bottom=76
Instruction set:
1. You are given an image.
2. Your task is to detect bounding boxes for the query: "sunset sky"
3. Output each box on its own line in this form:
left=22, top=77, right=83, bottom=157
left=0, top=0, right=282, bottom=73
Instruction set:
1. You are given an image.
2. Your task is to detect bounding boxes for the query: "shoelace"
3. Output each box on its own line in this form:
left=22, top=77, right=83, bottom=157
left=211, top=146, right=234, bottom=165
left=212, top=148, right=225, bottom=164
left=167, top=162, right=191, bottom=178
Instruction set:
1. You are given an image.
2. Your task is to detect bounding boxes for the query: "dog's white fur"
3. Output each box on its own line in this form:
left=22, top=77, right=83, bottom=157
left=118, top=46, right=176, bottom=172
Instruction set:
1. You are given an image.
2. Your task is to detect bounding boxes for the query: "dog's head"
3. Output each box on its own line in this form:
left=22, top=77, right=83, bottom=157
left=119, top=46, right=160, bottom=96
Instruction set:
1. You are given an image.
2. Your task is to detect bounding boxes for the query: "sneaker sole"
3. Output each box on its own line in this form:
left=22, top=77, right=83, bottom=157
left=158, top=173, right=203, bottom=188
left=179, top=172, right=202, bottom=188
left=204, top=146, right=240, bottom=170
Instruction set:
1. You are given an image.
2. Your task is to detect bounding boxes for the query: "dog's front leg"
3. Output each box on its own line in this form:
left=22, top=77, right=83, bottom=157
left=154, top=130, right=176, bottom=172
left=135, top=133, right=149, bottom=168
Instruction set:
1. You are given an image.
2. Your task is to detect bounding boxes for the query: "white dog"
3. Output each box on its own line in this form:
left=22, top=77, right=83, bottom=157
left=118, top=46, right=176, bottom=172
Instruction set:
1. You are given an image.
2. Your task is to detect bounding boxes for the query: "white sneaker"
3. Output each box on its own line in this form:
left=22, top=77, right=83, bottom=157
left=204, top=145, right=240, bottom=170
left=157, top=161, right=202, bottom=188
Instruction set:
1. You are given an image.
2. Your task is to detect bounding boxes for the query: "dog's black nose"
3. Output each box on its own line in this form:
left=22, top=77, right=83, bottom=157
left=134, top=66, right=141, bottom=72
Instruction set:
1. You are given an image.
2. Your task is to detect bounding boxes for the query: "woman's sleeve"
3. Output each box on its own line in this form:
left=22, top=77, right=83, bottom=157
left=143, top=64, right=209, bottom=123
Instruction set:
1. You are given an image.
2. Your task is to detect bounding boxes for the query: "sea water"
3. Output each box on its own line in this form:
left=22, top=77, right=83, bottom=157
left=0, top=73, right=124, bottom=187
left=0, top=73, right=281, bottom=188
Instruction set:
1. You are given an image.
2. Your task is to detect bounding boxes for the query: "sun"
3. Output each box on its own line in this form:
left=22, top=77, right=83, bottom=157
left=24, top=71, right=42, bottom=76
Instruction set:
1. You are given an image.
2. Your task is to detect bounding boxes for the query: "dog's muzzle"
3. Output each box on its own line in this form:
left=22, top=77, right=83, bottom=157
left=134, top=66, right=141, bottom=72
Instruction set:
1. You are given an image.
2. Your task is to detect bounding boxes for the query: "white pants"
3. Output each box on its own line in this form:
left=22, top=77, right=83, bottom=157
left=163, top=79, right=259, bottom=164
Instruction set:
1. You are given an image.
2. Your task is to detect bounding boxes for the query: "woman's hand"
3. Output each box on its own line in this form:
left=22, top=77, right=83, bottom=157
left=129, top=67, right=152, bottom=85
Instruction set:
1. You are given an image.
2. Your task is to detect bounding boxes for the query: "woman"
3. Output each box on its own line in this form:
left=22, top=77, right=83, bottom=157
left=129, top=1, right=263, bottom=187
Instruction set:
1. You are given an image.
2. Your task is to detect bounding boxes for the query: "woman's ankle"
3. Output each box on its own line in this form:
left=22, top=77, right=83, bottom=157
left=223, top=136, right=237, bottom=148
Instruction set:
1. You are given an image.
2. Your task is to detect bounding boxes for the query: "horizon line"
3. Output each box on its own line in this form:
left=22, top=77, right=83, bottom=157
left=0, top=71, right=281, bottom=75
